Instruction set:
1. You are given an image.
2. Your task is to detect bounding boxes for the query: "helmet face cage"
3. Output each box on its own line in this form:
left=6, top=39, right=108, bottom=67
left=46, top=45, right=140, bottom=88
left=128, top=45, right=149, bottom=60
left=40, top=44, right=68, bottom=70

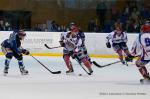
left=71, top=26, right=78, bottom=32
left=18, top=30, right=26, bottom=36
left=18, top=30, right=26, bottom=40
left=69, top=22, right=76, bottom=30
left=69, top=26, right=78, bottom=38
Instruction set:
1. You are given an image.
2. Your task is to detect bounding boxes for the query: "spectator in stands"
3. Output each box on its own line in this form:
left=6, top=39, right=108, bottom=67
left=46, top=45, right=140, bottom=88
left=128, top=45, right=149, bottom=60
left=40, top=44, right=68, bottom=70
left=134, top=17, right=141, bottom=32
left=123, top=4, right=130, bottom=16
left=0, top=20, right=5, bottom=31
left=131, top=7, right=140, bottom=21
left=140, top=6, right=150, bottom=20
left=47, top=20, right=58, bottom=32
left=51, top=20, right=58, bottom=32
left=103, top=19, right=112, bottom=33
left=88, top=18, right=96, bottom=32
left=96, top=0, right=107, bottom=31
left=126, top=18, right=136, bottom=33
left=5, top=21, right=11, bottom=31
left=110, top=4, right=119, bottom=22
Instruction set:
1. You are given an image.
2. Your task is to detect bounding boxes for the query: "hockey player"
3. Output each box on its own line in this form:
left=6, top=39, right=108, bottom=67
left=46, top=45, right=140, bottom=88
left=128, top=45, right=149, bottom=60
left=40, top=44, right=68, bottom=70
left=106, top=25, right=132, bottom=64
left=126, top=22, right=150, bottom=83
left=59, top=26, right=93, bottom=74
left=69, top=22, right=92, bottom=64
left=1, top=30, right=30, bottom=75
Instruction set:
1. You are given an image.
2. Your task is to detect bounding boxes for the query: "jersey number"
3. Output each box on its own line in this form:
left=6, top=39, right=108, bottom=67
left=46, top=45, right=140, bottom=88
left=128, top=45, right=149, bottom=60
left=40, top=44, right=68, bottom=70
left=145, top=38, right=150, bottom=46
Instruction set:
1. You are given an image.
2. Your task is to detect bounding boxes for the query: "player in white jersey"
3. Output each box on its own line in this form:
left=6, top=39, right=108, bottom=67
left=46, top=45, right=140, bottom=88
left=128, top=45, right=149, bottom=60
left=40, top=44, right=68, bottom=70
left=128, top=22, right=150, bottom=82
left=59, top=26, right=93, bottom=74
left=69, top=22, right=92, bottom=64
left=106, top=26, right=132, bottom=64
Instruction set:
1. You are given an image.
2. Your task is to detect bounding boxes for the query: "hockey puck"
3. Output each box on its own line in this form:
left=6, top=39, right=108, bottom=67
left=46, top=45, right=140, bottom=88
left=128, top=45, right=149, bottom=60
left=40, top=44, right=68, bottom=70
left=78, top=74, right=82, bottom=76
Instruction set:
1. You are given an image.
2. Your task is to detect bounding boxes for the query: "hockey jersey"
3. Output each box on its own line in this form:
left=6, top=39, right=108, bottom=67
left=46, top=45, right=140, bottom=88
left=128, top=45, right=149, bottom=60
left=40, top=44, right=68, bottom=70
left=1, top=32, right=22, bottom=54
left=106, top=31, right=127, bottom=43
left=131, top=33, right=150, bottom=60
left=59, top=32, right=82, bottom=52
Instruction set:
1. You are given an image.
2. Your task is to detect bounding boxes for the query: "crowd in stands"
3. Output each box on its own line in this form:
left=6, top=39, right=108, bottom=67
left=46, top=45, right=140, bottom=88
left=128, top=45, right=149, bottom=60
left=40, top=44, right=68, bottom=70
left=93, top=0, right=150, bottom=33
left=26, top=20, right=73, bottom=32
left=27, top=0, right=149, bottom=33
left=0, top=20, right=11, bottom=31
left=0, top=1, right=150, bottom=33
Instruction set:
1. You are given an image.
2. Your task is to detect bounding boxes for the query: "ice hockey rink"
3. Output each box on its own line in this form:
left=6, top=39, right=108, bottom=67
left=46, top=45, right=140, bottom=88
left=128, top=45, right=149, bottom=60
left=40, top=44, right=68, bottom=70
left=0, top=56, right=150, bottom=99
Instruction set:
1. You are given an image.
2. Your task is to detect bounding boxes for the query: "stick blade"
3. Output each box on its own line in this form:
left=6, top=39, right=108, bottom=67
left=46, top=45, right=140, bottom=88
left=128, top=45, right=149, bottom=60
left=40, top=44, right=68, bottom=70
left=44, top=44, right=51, bottom=49
left=92, top=61, right=104, bottom=68
left=51, top=71, right=61, bottom=74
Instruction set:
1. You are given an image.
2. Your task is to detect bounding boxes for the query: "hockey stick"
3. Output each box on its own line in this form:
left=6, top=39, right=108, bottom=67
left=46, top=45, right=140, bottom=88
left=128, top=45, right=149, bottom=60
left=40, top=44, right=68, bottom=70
left=30, top=54, right=61, bottom=74
left=74, top=58, right=92, bottom=75
left=44, top=44, right=61, bottom=49
left=93, top=60, right=121, bottom=68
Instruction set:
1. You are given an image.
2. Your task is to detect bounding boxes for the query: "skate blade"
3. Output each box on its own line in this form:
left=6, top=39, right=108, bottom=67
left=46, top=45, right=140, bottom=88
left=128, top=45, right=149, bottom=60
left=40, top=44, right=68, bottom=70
left=66, top=72, right=74, bottom=75
left=21, top=73, right=29, bottom=75
left=140, top=79, right=150, bottom=84
left=3, top=73, right=8, bottom=76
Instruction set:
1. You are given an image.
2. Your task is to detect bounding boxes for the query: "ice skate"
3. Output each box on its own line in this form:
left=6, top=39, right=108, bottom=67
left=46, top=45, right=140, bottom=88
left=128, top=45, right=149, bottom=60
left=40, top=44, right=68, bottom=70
left=140, top=78, right=150, bottom=84
left=121, top=60, right=125, bottom=65
left=66, top=69, right=74, bottom=74
left=3, top=66, right=9, bottom=76
left=140, top=73, right=150, bottom=84
left=88, top=68, right=93, bottom=75
left=20, top=66, right=28, bottom=75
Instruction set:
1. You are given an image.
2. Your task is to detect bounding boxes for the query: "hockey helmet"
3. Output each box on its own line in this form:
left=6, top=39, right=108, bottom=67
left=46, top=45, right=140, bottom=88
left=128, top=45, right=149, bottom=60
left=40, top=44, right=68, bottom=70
left=18, top=30, right=26, bottom=36
left=140, top=21, right=150, bottom=33
left=69, top=22, right=77, bottom=30
left=115, top=26, right=122, bottom=34
left=114, top=21, right=122, bottom=33
left=70, top=22, right=76, bottom=26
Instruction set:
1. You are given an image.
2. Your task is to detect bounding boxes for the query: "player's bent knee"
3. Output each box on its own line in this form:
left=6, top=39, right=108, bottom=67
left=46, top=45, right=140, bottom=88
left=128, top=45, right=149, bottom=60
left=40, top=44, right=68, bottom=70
left=5, top=53, right=13, bottom=59
left=16, top=55, right=23, bottom=60
left=135, top=61, right=145, bottom=67
left=63, top=55, right=70, bottom=61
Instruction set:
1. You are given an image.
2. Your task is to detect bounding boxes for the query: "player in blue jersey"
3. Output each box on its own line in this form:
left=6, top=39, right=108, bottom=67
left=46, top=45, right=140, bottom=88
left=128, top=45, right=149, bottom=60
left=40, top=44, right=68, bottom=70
left=1, top=30, right=30, bottom=75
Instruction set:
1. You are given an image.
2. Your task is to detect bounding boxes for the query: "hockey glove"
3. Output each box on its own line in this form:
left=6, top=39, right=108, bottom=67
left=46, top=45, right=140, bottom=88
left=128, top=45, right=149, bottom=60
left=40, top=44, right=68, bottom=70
left=59, top=41, right=65, bottom=47
left=72, top=53, right=78, bottom=59
left=106, top=42, right=111, bottom=48
left=22, top=49, right=30, bottom=55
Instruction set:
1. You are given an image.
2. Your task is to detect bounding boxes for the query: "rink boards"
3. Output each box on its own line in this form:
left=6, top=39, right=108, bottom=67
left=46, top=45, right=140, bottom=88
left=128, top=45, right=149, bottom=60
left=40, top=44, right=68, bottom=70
left=0, top=31, right=138, bottom=58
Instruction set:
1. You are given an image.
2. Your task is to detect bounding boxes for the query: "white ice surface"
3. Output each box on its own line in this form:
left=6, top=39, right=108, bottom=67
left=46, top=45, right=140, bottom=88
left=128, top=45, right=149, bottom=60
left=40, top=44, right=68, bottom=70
left=0, top=56, right=150, bottom=99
